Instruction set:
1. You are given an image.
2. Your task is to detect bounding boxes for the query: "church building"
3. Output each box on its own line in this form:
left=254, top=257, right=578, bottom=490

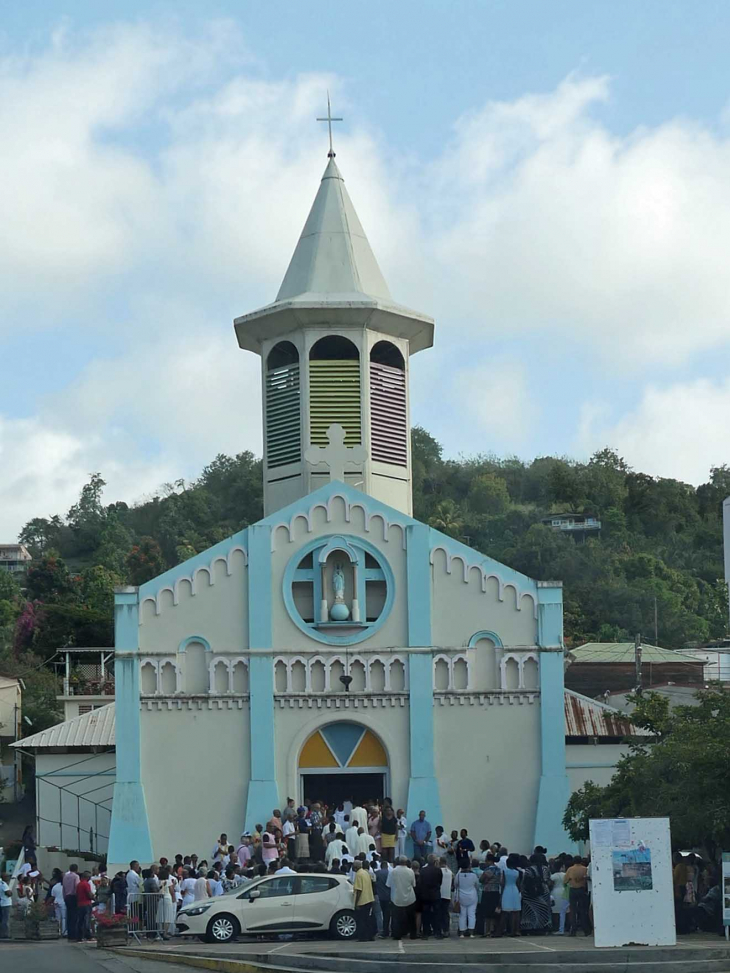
left=103, top=146, right=573, bottom=867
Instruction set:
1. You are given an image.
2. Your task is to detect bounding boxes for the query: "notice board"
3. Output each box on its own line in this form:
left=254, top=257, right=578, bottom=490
left=589, top=817, right=676, bottom=948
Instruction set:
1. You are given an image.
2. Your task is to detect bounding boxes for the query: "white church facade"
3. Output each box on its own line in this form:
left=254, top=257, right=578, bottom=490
left=20, top=148, right=584, bottom=867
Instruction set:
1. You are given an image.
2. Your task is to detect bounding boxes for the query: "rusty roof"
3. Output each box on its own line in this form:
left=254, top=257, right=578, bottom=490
left=565, top=689, right=652, bottom=738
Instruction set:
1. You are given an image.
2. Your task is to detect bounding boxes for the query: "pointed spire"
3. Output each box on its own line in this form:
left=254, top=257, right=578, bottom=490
left=276, top=158, right=392, bottom=304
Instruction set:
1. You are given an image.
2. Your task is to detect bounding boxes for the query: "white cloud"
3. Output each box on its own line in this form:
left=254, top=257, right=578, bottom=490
left=428, top=75, right=730, bottom=364
left=452, top=357, right=535, bottom=449
left=3, top=23, right=730, bottom=537
left=578, top=378, right=730, bottom=484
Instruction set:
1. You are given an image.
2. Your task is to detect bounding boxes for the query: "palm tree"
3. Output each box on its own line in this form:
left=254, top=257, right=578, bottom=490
left=428, top=500, right=463, bottom=538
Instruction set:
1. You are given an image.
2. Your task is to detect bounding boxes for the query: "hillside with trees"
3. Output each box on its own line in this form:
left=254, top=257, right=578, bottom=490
left=1, top=428, right=727, bottom=730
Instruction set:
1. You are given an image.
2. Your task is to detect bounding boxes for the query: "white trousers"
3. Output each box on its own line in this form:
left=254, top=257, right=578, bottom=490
left=458, top=899, right=476, bottom=931
left=396, top=836, right=406, bottom=859
left=55, top=902, right=67, bottom=935
left=556, top=897, right=570, bottom=933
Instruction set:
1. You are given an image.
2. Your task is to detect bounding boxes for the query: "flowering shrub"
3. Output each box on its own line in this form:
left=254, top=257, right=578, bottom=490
left=93, top=910, right=129, bottom=928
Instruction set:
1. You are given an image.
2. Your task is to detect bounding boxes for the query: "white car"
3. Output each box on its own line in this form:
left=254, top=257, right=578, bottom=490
left=176, top=873, right=357, bottom=943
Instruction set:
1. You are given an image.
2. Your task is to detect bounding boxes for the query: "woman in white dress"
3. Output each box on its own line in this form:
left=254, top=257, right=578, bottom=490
left=157, top=866, right=177, bottom=939
left=180, top=870, right=196, bottom=908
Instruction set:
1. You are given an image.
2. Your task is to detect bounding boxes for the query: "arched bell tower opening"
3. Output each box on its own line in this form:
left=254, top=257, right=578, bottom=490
left=298, top=721, right=389, bottom=806
left=309, top=336, right=361, bottom=448
left=265, top=340, right=301, bottom=470
left=370, top=339, right=407, bottom=468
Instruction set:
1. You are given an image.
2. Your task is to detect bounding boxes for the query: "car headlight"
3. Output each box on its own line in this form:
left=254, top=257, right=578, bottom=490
left=179, top=905, right=211, bottom=917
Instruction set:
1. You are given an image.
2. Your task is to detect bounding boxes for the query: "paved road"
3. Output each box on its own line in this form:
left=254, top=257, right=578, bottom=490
left=0, top=941, right=193, bottom=973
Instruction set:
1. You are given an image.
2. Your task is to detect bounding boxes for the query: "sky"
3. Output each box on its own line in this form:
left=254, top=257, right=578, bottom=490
left=2, top=1, right=730, bottom=538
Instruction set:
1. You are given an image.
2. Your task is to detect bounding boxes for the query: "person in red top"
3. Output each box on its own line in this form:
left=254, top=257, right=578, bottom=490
left=74, top=872, right=94, bottom=941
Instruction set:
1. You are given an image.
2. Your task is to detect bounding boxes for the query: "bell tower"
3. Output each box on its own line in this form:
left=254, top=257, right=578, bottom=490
left=234, top=152, right=434, bottom=517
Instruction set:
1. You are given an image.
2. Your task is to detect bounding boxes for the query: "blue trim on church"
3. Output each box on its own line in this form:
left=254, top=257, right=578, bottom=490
left=108, top=588, right=153, bottom=866
left=245, top=524, right=281, bottom=829
left=405, top=524, right=442, bottom=834
left=534, top=582, right=575, bottom=851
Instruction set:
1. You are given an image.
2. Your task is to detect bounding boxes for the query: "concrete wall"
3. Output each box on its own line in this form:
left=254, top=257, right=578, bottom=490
left=435, top=700, right=541, bottom=851
left=141, top=705, right=251, bottom=859
left=430, top=549, right=538, bottom=648
left=139, top=548, right=248, bottom=655
left=566, top=742, right=627, bottom=792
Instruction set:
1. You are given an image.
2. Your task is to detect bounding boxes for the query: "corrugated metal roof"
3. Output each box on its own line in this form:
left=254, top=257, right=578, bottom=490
left=565, top=689, right=652, bottom=737
left=570, top=642, right=702, bottom=665
left=11, top=702, right=115, bottom=750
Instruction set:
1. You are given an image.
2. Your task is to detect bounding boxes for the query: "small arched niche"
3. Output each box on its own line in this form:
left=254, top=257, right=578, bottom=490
left=266, top=340, right=301, bottom=468
left=309, top=336, right=361, bottom=447
left=370, top=340, right=407, bottom=466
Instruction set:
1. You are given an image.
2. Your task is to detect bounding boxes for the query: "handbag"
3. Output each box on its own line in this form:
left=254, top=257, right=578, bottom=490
left=451, top=874, right=461, bottom=913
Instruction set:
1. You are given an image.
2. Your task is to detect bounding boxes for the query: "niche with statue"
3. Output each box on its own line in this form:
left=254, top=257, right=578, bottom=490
left=284, top=535, right=394, bottom=645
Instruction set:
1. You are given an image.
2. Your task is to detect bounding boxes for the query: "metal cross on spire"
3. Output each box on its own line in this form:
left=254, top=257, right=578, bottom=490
left=317, top=92, right=343, bottom=158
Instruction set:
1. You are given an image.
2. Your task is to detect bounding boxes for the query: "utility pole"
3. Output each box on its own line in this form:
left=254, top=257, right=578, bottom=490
left=654, top=596, right=658, bottom=645
left=635, top=633, right=643, bottom=695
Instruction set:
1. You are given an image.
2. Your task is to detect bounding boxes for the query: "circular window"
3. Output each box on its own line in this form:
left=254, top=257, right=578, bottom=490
left=282, top=534, right=395, bottom=645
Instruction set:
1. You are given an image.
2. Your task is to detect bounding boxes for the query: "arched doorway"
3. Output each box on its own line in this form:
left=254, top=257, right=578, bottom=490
left=298, top=722, right=388, bottom=806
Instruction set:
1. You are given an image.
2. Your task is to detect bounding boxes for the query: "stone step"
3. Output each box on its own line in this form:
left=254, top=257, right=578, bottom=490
left=120, top=943, right=730, bottom=973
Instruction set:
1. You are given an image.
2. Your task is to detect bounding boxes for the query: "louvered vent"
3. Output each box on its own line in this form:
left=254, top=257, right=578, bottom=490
left=309, top=360, right=361, bottom=446
left=370, top=361, right=407, bottom=465
left=266, top=363, right=301, bottom=467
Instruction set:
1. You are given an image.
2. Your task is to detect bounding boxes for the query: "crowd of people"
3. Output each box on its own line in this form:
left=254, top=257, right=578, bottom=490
left=1, top=801, right=723, bottom=944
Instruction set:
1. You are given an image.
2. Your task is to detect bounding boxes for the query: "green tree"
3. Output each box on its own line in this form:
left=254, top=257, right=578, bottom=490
left=563, top=686, right=730, bottom=857
left=428, top=500, right=462, bottom=538
left=468, top=473, right=510, bottom=516
left=26, top=555, right=75, bottom=603
left=126, top=537, right=165, bottom=585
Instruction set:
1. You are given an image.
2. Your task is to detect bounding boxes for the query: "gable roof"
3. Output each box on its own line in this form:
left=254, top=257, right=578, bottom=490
left=570, top=642, right=702, bottom=665
left=11, top=703, right=115, bottom=751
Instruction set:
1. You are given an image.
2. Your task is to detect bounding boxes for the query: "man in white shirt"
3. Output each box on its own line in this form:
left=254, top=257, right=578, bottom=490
left=126, top=861, right=142, bottom=904
left=386, top=857, right=417, bottom=940
left=497, top=848, right=509, bottom=871
left=282, top=818, right=296, bottom=859
left=345, top=820, right=360, bottom=854
left=0, top=873, right=12, bottom=940
left=352, top=805, right=368, bottom=832
left=277, top=860, right=297, bottom=875
left=50, top=881, right=67, bottom=935
left=333, top=804, right=347, bottom=829
left=325, top=836, right=348, bottom=867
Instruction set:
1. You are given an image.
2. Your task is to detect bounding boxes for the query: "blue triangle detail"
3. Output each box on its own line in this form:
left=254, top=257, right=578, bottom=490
left=320, top=722, right=365, bottom=768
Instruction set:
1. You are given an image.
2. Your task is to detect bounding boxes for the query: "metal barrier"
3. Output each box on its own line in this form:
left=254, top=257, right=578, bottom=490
left=126, top=891, right=178, bottom=942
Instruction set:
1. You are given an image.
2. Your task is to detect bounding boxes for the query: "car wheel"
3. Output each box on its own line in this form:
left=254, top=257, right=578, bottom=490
left=330, top=909, right=357, bottom=940
left=205, top=913, right=240, bottom=943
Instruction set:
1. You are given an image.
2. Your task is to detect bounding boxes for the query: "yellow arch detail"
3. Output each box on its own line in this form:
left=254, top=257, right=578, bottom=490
left=348, top=730, right=388, bottom=767
left=299, top=731, right=339, bottom=768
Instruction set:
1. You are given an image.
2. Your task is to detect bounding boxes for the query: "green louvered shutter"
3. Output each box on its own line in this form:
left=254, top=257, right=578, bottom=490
left=266, top=363, right=301, bottom=467
left=370, top=361, right=407, bottom=465
left=309, top=359, right=361, bottom=446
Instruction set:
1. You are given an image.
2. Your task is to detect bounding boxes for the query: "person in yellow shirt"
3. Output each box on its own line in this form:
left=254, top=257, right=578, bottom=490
left=353, top=861, right=375, bottom=941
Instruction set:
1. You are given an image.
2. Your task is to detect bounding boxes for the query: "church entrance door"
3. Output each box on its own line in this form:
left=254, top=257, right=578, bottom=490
left=298, top=723, right=389, bottom=807
left=303, top=772, right=384, bottom=807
